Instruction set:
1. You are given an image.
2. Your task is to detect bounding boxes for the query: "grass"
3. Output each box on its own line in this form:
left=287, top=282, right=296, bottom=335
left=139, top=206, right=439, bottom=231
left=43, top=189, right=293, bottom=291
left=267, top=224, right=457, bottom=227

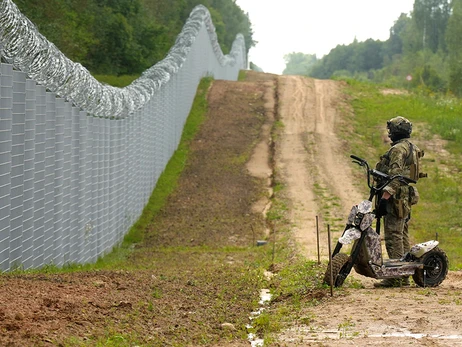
left=342, top=78, right=462, bottom=269
left=238, top=70, right=248, bottom=81
left=93, top=74, right=140, bottom=87
left=251, top=255, right=327, bottom=344
left=338, top=317, right=357, bottom=339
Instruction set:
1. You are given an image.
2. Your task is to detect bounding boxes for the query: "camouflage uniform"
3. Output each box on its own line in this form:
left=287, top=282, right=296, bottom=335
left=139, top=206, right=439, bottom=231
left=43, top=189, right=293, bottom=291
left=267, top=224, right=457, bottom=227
left=377, top=138, right=415, bottom=259
left=374, top=117, right=423, bottom=287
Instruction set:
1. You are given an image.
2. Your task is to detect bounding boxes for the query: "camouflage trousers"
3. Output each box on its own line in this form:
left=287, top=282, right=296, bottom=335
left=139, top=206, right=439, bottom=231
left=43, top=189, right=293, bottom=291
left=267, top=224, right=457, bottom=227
left=384, top=198, right=411, bottom=260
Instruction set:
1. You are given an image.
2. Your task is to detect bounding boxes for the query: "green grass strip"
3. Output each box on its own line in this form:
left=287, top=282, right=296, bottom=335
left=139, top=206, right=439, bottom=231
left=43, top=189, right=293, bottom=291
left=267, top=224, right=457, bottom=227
left=93, top=74, right=140, bottom=87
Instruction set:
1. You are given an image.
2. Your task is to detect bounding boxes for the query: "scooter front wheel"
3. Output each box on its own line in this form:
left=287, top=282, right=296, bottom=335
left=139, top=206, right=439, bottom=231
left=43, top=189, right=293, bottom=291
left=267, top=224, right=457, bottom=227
left=323, top=253, right=350, bottom=287
left=412, top=247, right=449, bottom=287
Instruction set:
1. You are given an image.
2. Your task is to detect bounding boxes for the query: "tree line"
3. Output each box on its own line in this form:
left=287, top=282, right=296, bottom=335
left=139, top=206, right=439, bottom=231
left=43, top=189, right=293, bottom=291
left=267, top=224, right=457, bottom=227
left=283, top=0, right=462, bottom=96
left=13, top=0, right=254, bottom=76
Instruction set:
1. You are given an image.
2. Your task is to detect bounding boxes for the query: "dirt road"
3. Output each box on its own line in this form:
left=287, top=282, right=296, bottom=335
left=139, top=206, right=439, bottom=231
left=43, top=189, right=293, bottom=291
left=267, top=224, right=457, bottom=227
left=276, top=76, right=363, bottom=259
left=271, top=74, right=462, bottom=346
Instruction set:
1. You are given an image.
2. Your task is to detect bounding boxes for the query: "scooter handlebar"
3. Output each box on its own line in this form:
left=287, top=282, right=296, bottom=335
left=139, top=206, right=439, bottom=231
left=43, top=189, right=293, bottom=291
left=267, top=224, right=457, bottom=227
left=370, top=169, right=388, bottom=180
left=350, top=155, right=368, bottom=168
left=350, top=154, right=365, bottom=163
left=350, top=155, right=417, bottom=192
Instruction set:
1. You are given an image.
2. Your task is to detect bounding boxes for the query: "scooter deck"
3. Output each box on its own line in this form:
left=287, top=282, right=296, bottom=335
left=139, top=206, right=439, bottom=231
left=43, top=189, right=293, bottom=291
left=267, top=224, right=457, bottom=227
left=382, top=259, right=423, bottom=269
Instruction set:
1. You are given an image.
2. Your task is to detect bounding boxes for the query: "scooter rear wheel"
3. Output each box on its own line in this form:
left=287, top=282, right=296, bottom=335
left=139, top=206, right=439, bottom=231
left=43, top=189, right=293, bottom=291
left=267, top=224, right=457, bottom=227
left=323, top=253, right=350, bottom=287
left=412, top=247, right=449, bottom=287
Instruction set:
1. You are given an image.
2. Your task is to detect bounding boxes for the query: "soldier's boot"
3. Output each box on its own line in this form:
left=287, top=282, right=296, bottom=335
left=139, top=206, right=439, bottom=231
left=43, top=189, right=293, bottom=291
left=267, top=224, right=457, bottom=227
left=373, top=278, right=401, bottom=288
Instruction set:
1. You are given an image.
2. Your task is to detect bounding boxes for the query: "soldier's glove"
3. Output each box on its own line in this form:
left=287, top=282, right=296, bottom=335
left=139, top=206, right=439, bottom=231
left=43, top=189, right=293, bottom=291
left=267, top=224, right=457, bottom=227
left=376, top=198, right=388, bottom=217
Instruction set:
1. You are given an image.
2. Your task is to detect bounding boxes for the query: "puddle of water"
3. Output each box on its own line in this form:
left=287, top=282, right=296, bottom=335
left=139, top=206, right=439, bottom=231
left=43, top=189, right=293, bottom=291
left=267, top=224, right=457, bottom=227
left=247, top=288, right=272, bottom=346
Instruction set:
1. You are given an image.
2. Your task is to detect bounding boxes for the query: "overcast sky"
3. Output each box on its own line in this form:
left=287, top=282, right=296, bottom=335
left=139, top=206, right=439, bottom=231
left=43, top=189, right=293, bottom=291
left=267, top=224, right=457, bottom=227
left=234, top=0, right=415, bottom=74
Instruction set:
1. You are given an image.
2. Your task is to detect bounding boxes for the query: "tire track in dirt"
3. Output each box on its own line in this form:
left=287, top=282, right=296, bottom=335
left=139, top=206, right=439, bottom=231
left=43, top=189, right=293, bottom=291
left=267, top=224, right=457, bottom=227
left=275, top=75, right=362, bottom=260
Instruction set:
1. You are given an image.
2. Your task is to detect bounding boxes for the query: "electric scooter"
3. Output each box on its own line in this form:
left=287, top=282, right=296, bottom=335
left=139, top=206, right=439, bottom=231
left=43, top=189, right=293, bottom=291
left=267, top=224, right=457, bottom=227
left=323, top=155, right=448, bottom=288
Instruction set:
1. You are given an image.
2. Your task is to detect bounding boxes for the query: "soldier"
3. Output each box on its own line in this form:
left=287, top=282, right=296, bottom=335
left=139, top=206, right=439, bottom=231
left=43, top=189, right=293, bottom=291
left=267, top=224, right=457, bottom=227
left=374, top=116, right=424, bottom=288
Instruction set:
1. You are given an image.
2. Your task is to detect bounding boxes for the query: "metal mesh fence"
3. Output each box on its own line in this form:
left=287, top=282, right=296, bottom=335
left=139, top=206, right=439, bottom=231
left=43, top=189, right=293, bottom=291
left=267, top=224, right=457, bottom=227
left=0, top=1, right=246, bottom=271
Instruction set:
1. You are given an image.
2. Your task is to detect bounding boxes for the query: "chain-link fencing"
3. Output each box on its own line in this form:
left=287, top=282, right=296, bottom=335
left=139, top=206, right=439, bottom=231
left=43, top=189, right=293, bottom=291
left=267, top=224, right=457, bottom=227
left=0, top=1, right=246, bottom=271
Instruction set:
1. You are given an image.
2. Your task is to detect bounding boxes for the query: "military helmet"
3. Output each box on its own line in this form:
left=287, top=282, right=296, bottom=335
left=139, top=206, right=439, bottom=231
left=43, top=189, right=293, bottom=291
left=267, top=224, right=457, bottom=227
left=387, top=116, right=412, bottom=137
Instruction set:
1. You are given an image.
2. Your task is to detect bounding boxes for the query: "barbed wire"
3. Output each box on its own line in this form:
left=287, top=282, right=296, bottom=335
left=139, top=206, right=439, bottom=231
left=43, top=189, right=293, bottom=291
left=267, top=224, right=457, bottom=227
left=0, top=1, right=246, bottom=119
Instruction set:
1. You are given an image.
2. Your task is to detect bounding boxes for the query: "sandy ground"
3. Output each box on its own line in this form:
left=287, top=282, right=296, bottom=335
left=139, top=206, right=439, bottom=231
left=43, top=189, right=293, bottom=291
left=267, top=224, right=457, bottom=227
left=275, top=76, right=363, bottom=260
left=270, top=75, right=462, bottom=346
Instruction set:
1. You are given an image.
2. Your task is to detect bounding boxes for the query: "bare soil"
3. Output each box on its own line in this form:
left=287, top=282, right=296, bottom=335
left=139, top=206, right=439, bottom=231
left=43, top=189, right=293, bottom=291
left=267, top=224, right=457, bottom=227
left=0, top=71, right=461, bottom=346
left=275, top=76, right=364, bottom=259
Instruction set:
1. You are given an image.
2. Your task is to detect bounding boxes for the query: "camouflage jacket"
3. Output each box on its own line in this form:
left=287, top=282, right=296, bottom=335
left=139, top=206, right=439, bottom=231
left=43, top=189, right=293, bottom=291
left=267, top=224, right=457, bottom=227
left=375, top=138, right=421, bottom=196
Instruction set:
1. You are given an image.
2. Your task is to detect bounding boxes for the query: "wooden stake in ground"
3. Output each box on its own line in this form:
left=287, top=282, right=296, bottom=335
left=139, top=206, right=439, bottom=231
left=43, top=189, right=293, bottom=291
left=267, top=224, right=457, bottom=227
left=316, top=216, right=320, bottom=264
left=328, top=224, right=333, bottom=297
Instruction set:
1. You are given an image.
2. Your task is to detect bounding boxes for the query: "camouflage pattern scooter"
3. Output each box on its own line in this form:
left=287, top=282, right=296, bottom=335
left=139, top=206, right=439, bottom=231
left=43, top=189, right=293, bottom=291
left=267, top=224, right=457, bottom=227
left=323, top=155, right=448, bottom=288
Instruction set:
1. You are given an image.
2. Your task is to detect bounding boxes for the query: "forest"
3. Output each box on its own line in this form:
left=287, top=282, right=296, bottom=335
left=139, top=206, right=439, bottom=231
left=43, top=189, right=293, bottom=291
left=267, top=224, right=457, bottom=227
left=11, top=0, right=254, bottom=77
left=283, top=0, right=462, bottom=96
